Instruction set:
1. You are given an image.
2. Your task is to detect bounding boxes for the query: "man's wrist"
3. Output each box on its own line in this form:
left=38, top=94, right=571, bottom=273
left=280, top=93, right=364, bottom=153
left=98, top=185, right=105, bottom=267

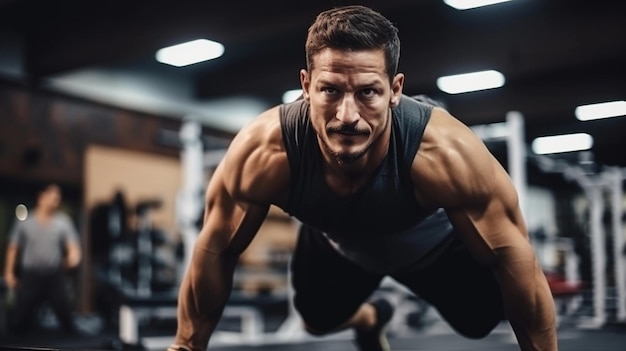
left=167, top=345, right=191, bottom=351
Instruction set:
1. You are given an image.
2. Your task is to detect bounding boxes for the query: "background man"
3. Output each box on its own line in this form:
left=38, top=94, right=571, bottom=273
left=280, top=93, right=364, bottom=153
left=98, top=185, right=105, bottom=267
left=4, top=183, right=82, bottom=334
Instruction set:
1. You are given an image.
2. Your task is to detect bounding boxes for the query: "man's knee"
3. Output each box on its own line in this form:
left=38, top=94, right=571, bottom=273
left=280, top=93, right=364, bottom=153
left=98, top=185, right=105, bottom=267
left=303, top=322, right=333, bottom=336
left=294, top=297, right=345, bottom=335
left=451, top=317, right=502, bottom=339
left=300, top=313, right=342, bottom=335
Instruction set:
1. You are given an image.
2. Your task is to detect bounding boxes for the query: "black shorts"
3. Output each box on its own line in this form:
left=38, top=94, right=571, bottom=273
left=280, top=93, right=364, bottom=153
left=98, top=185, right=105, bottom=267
left=289, top=224, right=506, bottom=338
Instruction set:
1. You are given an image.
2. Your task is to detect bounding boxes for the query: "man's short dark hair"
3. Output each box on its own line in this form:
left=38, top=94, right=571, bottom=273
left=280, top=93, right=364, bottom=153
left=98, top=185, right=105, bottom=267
left=305, top=5, right=401, bottom=82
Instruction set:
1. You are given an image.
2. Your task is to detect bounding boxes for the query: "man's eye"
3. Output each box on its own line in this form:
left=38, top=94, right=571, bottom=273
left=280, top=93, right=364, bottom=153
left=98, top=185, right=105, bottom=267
left=322, top=87, right=337, bottom=95
left=361, top=88, right=376, bottom=97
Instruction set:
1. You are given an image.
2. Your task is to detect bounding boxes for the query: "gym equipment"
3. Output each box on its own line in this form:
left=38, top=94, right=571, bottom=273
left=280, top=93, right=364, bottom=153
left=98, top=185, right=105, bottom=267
left=135, top=199, right=159, bottom=297
left=534, top=156, right=626, bottom=327
left=176, top=120, right=209, bottom=274
left=473, top=112, right=626, bottom=327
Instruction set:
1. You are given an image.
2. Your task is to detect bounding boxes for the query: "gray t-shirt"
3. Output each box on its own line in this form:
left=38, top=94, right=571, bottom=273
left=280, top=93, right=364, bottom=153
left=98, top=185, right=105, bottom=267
left=8, top=212, right=79, bottom=272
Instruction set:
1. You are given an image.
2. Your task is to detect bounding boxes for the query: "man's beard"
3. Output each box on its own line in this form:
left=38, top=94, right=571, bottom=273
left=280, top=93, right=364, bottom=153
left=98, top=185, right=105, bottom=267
left=322, top=114, right=389, bottom=164
left=321, top=136, right=371, bottom=164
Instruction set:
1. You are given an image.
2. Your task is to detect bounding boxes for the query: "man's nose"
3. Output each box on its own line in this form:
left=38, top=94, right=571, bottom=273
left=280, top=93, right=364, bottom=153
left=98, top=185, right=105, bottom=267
left=335, top=95, right=360, bottom=125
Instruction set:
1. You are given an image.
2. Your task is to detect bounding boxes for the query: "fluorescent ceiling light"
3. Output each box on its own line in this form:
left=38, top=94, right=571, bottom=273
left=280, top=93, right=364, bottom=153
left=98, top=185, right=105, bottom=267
left=437, top=70, right=505, bottom=94
left=444, top=0, right=513, bottom=10
left=15, top=204, right=28, bottom=221
left=156, top=39, right=224, bottom=67
left=531, top=133, right=593, bottom=155
left=282, top=89, right=303, bottom=104
left=575, top=100, right=626, bottom=121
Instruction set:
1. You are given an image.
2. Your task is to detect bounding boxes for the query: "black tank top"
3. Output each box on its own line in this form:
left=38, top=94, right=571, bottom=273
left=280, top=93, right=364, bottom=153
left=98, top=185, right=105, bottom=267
left=279, top=95, right=454, bottom=274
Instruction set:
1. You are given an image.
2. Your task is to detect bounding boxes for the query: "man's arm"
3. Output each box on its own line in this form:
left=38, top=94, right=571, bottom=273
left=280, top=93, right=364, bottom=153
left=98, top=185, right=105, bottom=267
left=60, top=215, right=81, bottom=270
left=4, top=243, right=19, bottom=289
left=413, top=108, right=557, bottom=351
left=4, top=222, right=22, bottom=289
left=173, top=108, right=288, bottom=351
left=64, top=241, right=81, bottom=269
left=174, top=166, right=269, bottom=350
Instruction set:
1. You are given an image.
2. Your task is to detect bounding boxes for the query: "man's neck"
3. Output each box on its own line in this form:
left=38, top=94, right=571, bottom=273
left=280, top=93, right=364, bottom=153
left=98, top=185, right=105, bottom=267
left=35, top=208, right=54, bottom=222
left=321, top=108, right=392, bottom=195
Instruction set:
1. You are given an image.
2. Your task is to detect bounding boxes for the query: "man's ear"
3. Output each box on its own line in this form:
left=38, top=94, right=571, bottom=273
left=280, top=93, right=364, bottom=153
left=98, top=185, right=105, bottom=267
left=389, top=73, right=405, bottom=108
left=300, top=69, right=311, bottom=102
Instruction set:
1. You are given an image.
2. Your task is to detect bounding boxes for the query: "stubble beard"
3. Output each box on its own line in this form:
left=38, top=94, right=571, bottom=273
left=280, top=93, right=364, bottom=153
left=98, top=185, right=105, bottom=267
left=322, top=137, right=371, bottom=165
left=321, top=109, right=391, bottom=165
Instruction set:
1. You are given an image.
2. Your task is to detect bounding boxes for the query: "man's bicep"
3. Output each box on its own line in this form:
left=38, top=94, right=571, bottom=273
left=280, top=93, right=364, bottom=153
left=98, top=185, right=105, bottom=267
left=64, top=219, right=80, bottom=244
left=7, top=222, right=22, bottom=246
left=197, top=167, right=269, bottom=257
left=444, top=140, right=528, bottom=261
left=445, top=166, right=530, bottom=268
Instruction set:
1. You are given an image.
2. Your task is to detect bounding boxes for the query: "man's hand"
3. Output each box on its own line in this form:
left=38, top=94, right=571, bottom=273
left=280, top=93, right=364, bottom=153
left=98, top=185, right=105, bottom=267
left=64, top=242, right=82, bottom=269
left=4, top=272, right=18, bottom=289
left=167, top=345, right=190, bottom=351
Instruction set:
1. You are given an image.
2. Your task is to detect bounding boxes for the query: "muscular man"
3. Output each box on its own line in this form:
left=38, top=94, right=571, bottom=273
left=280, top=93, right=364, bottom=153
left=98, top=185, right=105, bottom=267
left=4, top=183, right=82, bottom=334
left=170, top=5, right=557, bottom=351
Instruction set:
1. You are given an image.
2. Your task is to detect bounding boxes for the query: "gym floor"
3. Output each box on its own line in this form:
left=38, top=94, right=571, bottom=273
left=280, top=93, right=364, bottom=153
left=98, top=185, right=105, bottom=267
left=1, top=318, right=626, bottom=351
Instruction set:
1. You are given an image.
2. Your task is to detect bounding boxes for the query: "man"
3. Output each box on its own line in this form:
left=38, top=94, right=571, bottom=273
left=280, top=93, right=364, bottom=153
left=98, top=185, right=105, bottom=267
left=4, top=183, right=82, bottom=334
left=170, top=5, right=557, bottom=351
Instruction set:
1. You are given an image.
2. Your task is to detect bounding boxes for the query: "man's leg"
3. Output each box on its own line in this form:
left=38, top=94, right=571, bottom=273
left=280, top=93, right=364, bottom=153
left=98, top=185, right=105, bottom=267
left=393, top=234, right=506, bottom=339
left=10, top=271, right=43, bottom=334
left=290, top=225, right=392, bottom=350
left=46, top=272, right=76, bottom=334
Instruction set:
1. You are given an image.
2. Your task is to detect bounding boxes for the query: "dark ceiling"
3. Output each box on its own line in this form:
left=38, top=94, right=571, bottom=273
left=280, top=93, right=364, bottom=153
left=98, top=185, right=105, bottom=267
left=1, top=0, right=625, bottom=168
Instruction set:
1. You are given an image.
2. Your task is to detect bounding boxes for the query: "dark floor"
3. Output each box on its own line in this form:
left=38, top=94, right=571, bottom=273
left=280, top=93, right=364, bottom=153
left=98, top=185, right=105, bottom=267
left=209, top=330, right=626, bottom=351
left=206, top=322, right=626, bottom=351
left=1, top=320, right=626, bottom=351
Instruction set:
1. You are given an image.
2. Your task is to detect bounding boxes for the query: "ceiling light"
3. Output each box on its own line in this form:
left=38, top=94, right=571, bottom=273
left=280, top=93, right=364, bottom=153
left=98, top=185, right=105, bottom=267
left=436, top=70, right=505, bottom=94
left=156, top=39, right=224, bottom=67
left=15, top=204, right=28, bottom=221
left=282, top=89, right=303, bottom=104
left=575, top=100, right=626, bottom=121
left=531, top=133, right=593, bottom=155
left=444, top=0, right=513, bottom=10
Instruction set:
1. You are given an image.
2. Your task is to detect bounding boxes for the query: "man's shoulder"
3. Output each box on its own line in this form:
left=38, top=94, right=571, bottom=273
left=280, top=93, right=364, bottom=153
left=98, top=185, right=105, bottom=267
left=222, top=106, right=290, bottom=205
left=397, top=94, right=435, bottom=109
left=235, top=105, right=285, bottom=151
left=52, top=212, right=74, bottom=227
left=53, top=211, right=71, bottom=220
left=422, top=107, right=480, bottom=150
left=393, top=95, right=435, bottom=127
left=280, top=98, right=308, bottom=117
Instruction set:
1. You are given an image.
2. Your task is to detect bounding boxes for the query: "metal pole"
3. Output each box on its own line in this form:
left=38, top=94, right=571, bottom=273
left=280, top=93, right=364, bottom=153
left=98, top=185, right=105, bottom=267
left=609, top=168, right=626, bottom=321
left=178, top=119, right=205, bottom=274
left=585, top=183, right=607, bottom=327
left=506, top=111, right=527, bottom=219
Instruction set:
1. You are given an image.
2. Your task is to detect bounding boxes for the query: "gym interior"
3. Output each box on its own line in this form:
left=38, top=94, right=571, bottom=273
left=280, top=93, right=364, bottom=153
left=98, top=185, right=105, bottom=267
left=1, top=1, right=625, bottom=350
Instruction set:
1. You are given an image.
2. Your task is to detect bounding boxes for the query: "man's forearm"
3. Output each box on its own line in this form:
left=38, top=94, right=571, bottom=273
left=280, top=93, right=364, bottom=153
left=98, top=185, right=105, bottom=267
left=65, top=243, right=82, bottom=269
left=4, top=245, right=17, bottom=276
left=497, top=259, right=557, bottom=351
left=174, top=251, right=238, bottom=351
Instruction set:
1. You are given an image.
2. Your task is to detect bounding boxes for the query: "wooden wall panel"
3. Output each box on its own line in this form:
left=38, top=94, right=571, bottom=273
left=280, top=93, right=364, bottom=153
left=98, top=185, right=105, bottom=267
left=0, top=80, right=183, bottom=186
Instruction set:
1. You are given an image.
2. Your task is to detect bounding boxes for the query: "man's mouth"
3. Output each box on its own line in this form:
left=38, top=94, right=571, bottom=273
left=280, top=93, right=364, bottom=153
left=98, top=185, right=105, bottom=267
left=329, top=128, right=367, bottom=136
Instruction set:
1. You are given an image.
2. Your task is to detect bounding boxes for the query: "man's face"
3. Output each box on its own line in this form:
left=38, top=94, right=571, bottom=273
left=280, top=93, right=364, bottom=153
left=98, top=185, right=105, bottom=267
left=300, top=48, right=403, bottom=165
left=39, top=186, right=61, bottom=211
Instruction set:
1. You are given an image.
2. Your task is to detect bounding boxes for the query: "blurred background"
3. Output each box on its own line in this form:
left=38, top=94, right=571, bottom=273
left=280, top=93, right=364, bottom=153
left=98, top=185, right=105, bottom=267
left=0, top=0, right=625, bottom=350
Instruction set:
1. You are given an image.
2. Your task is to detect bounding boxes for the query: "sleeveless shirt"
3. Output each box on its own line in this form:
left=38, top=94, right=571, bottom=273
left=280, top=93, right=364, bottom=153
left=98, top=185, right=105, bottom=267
left=279, top=95, right=454, bottom=274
